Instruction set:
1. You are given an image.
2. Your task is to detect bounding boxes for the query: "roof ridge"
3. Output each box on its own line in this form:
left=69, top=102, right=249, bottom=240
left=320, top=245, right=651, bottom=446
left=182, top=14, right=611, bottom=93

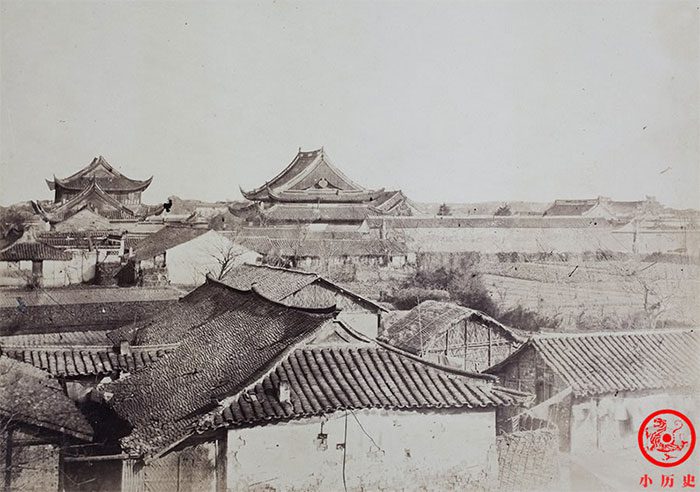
left=372, top=337, right=497, bottom=382
left=206, top=275, right=338, bottom=316
left=534, top=327, right=696, bottom=339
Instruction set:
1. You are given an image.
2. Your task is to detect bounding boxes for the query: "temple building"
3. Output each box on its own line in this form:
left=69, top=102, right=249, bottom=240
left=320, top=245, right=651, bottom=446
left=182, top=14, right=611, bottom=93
left=237, top=147, right=419, bottom=226
left=32, top=156, right=166, bottom=231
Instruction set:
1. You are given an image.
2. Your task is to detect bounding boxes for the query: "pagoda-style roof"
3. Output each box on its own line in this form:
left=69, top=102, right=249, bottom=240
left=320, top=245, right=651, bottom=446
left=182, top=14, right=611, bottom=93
left=34, top=180, right=147, bottom=224
left=47, top=155, right=153, bottom=192
left=241, top=148, right=378, bottom=203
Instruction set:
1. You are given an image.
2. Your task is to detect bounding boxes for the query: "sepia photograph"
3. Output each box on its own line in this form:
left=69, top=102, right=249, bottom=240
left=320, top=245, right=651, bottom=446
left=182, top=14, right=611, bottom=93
left=0, top=1, right=698, bottom=490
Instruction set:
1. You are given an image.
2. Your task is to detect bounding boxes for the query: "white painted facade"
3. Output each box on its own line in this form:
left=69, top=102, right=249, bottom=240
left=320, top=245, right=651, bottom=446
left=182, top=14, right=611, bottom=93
left=570, top=390, right=698, bottom=455
left=225, top=408, right=497, bottom=491
left=163, top=230, right=260, bottom=286
left=0, top=250, right=97, bottom=287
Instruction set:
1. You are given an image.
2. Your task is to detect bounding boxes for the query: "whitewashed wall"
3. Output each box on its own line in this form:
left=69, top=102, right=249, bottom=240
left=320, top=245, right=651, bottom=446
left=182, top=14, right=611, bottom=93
left=570, top=390, right=698, bottom=455
left=166, top=230, right=260, bottom=286
left=0, top=250, right=96, bottom=287
left=226, top=408, right=497, bottom=491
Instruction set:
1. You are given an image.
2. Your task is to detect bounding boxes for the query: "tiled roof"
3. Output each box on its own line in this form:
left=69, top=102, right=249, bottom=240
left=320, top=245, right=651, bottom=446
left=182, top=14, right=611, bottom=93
left=487, top=328, right=699, bottom=396
left=0, top=343, right=175, bottom=378
left=105, top=285, right=338, bottom=456
left=261, top=204, right=372, bottom=222
left=0, top=286, right=182, bottom=308
left=50, top=155, right=152, bottom=192
left=106, top=280, right=254, bottom=345
left=365, top=216, right=607, bottom=229
left=383, top=301, right=528, bottom=353
left=220, top=264, right=386, bottom=312
left=37, top=231, right=122, bottom=249
left=221, top=263, right=318, bottom=300
left=543, top=200, right=598, bottom=217
left=0, top=355, right=93, bottom=440
left=0, top=241, right=72, bottom=260
left=198, top=342, right=530, bottom=430
left=0, top=330, right=112, bottom=346
left=241, top=148, right=368, bottom=202
left=132, top=226, right=210, bottom=261
left=46, top=180, right=138, bottom=221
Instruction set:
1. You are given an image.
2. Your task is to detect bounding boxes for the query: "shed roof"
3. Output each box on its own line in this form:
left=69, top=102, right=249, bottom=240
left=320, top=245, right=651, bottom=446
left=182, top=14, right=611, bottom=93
left=486, top=328, right=699, bottom=396
left=383, top=301, right=528, bottom=354
left=0, top=355, right=93, bottom=440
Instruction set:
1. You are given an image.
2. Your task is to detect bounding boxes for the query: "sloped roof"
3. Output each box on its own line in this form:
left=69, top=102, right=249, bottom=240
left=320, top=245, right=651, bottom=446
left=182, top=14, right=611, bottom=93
left=37, top=230, right=122, bottom=250
left=0, top=330, right=112, bottom=346
left=0, top=286, right=182, bottom=308
left=197, top=341, right=530, bottom=430
left=48, top=155, right=152, bottom=192
left=543, top=200, right=598, bottom=217
left=486, top=328, right=699, bottom=397
left=0, top=355, right=93, bottom=440
left=232, top=237, right=407, bottom=257
left=261, top=204, right=373, bottom=222
left=220, top=263, right=386, bottom=312
left=105, top=284, right=338, bottom=456
left=0, top=240, right=72, bottom=261
left=132, top=226, right=210, bottom=261
left=241, top=148, right=370, bottom=202
left=383, top=301, right=528, bottom=354
left=35, top=180, right=140, bottom=224
left=0, top=343, right=175, bottom=378
left=106, top=279, right=260, bottom=345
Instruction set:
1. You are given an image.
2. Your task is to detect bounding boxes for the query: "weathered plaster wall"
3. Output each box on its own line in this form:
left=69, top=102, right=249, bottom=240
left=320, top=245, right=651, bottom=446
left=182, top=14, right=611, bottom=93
left=226, top=408, right=497, bottom=491
left=0, top=251, right=97, bottom=288
left=166, top=231, right=260, bottom=286
left=570, top=390, right=698, bottom=455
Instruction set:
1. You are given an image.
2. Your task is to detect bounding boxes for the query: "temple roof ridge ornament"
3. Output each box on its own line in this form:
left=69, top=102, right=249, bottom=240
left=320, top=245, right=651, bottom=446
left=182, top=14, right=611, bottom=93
left=46, top=155, right=153, bottom=192
left=240, top=147, right=374, bottom=203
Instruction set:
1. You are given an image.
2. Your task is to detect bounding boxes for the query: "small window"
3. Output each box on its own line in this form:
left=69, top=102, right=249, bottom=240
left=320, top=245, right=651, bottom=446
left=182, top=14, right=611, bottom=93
left=32, top=260, right=43, bottom=277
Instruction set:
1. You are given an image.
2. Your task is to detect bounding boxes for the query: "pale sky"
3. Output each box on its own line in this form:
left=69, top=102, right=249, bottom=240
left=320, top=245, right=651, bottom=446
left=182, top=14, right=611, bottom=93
left=1, top=0, right=698, bottom=209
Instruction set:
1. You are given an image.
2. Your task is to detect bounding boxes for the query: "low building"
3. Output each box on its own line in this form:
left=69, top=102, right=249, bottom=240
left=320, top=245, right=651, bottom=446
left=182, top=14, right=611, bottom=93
left=381, top=300, right=529, bottom=371
left=0, top=330, right=174, bottom=389
left=129, top=226, right=260, bottom=287
left=220, top=263, right=387, bottom=337
left=0, top=285, right=181, bottom=336
left=97, top=280, right=528, bottom=491
left=542, top=196, right=663, bottom=222
left=485, top=328, right=699, bottom=454
left=0, top=232, right=97, bottom=288
left=0, top=355, right=93, bottom=492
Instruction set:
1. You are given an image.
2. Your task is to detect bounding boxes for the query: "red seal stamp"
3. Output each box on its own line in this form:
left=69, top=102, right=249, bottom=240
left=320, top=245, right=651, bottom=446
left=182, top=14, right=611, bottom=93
left=638, top=409, right=696, bottom=467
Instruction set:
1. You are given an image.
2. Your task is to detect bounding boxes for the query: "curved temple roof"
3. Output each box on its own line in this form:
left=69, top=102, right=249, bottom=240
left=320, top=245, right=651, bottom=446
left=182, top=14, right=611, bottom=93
left=47, top=155, right=153, bottom=192
left=241, top=148, right=376, bottom=203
